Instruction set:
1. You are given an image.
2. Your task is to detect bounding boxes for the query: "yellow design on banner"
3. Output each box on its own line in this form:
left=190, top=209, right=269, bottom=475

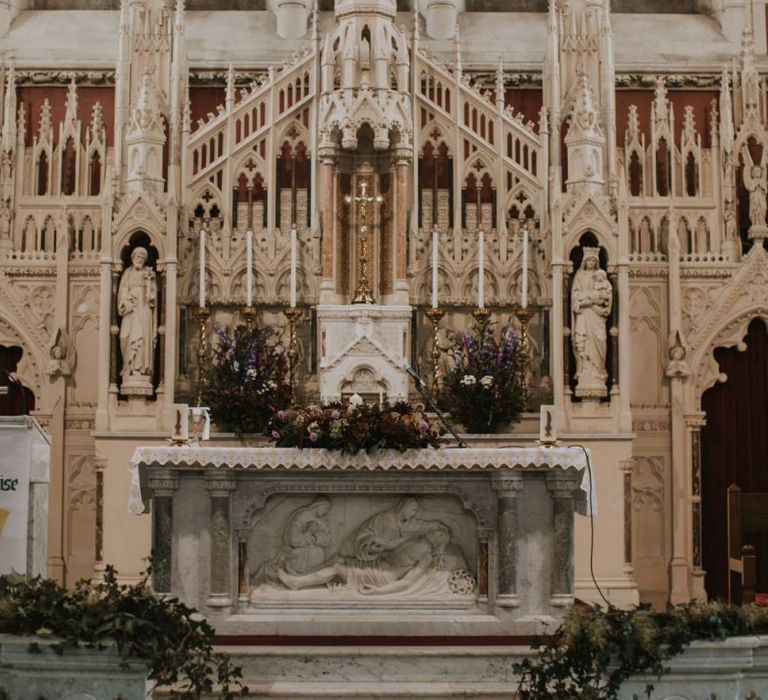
left=0, top=508, right=9, bottom=537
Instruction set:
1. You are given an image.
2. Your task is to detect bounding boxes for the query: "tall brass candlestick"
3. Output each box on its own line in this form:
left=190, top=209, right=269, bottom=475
left=472, top=306, right=491, bottom=333
left=514, top=306, right=534, bottom=411
left=194, top=305, right=210, bottom=407
left=425, top=307, right=445, bottom=403
left=242, top=305, right=256, bottom=328
left=284, top=307, right=302, bottom=404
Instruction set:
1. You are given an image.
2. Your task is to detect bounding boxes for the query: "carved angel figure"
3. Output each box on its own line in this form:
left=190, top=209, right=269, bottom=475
left=741, top=145, right=767, bottom=233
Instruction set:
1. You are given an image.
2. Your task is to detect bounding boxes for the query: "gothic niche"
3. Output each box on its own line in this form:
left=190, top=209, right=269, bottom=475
left=567, top=233, right=615, bottom=402
left=248, top=494, right=478, bottom=603
left=116, top=232, right=160, bottom=397
left=336, top=124, right=395, bottom=300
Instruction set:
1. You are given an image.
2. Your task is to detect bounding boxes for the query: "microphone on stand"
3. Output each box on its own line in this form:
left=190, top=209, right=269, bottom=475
left=400, top=361, right=469, bottom=449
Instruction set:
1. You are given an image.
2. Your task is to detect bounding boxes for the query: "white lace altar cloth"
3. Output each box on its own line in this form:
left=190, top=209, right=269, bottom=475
left=128, top=445, right=595, bottom=516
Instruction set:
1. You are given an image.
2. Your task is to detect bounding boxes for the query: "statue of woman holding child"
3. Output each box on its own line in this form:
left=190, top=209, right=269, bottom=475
left=571, top=246, right=612, bottom=399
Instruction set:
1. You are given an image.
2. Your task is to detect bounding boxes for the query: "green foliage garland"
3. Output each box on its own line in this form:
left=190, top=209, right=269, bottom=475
left=0, top=566, right=248, bottom=699
left=515, top=601, right=768, bottom=699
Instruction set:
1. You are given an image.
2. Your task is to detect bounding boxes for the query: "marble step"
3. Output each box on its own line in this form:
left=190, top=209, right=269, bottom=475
left=205, top=645, right=526, bottom=699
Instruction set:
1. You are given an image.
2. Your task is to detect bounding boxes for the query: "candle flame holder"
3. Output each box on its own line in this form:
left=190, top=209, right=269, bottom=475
left=472, top=307, right=491, bottom=333
left=242, top=305, right=256, bottom=329
left=284, top=307, right=303, bottom=405
left=425, top=307, right=445, bottom=403
left=194, top=305, right=210, bottom=407
left=514, top=305, right=535, bottom=411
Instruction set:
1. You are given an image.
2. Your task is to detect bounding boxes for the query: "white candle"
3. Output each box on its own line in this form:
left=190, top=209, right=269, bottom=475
left=478, top=229, right=485, bottom=309
left=431, top=227, right=439, bottom=309
left=521, top=226, right=529, bottom=309
left=246, top=229, right=253, bottom=306
left=289, top=224, right=298, bottom=308
left=199, top=227, right=206, bottom=308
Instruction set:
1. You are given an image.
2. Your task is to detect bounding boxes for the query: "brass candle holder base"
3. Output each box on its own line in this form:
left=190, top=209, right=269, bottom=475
left=194, top=306, right=210, bottom=407
left=284, top=307, right=303, bottom=405
left=472, top=307, right=491, bottom=332
left=242, top=305, right=257, bottom=328
left=514, top=306, right=534, bottom=411
left=425, top=306, right=445, bottom=403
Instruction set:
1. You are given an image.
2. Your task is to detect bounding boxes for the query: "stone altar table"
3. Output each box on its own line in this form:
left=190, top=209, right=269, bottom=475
left=131, top=446, right=591, bottom=636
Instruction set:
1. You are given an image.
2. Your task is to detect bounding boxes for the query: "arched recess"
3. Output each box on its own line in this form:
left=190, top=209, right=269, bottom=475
left=116, top=232, right=161, bottom=396
left=566, top=231, right=615, bottom=399
left=700, top=318, right=768, bottom=600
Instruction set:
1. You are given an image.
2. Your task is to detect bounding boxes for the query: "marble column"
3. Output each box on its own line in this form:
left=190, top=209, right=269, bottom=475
left=546, top=472, right=580, bottom=607
left=492, top=473, right=523, bottom=608
left=147, top=469, right=179, bottom=594
left=477, top=527, right=492, bottom=601
left=237, top=528, right=250, bottom=604
left=93, top=458, right=106, bottom=580
left=686, top=413, right=707, bottom=600
left=109, top=266, right=120, bottom=393
left=319, top=148, right=336, bottom=297
left=394, top=148, right=410, bottom=293
left=620, top=459, right=634, bottom=577
left=205, top=472, right=237, bottom=608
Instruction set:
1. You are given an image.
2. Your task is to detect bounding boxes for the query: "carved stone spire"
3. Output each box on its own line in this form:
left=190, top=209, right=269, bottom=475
left=64, top=77, right=78, bottom=126
left=565, top=73, right=605, bottom=193
left=1, top=64, right=16, bottom=155
left=319, top=0, right=412, bottom=151
left=125, top=69, right=166, bottom=196
left=741, top=0, right=761, bottom=118
left=720, top=68, right=735, bottom=155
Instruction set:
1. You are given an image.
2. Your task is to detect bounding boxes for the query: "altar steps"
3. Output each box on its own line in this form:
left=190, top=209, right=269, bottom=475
left=192, top=645, right=524, bottom=699
left=151, top=636, right=768, bottom=699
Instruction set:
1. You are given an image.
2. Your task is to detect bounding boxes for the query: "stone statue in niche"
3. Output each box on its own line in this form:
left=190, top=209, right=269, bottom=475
left=254, top=497, right=335, bottom=583
left=571, top=247, right=612, bottom=399
left=118, top=246, right=157, bottom=394
left=741, top=145, right=768, bottom=238
left=249, top=496, right=476, bottom=601
left=278, top=520, right=475, bottom=597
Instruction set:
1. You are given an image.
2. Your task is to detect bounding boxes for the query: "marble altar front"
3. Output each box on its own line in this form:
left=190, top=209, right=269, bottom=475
left=131, top=446, right=591, bottom=636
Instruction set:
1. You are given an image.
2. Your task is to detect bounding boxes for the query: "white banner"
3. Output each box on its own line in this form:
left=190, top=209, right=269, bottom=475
left=0, top=429, right=31, bottom=575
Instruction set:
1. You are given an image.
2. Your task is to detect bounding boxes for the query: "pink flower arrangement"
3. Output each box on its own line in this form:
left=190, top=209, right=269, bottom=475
left=267, top=400, right=441, bottom=453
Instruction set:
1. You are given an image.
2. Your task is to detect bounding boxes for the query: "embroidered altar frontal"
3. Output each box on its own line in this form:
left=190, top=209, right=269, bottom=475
left=133, top=446, right=590, bottom=637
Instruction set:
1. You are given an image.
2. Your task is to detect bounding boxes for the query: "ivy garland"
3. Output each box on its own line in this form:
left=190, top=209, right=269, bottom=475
left=515, top=601, right=768, bottom=699
left=0, top=566, right=248, bottom=699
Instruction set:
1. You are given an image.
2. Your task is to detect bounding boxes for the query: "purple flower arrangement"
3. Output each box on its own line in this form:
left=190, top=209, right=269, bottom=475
left=203, top=324, right=291, bottom=436
left=268, top=399, right=441, bottom=454
left=440, top=322, right=524, bottom=433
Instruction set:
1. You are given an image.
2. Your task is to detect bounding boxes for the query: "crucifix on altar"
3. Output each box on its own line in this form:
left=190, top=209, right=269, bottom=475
left=344, top=178, right=383, bottom=304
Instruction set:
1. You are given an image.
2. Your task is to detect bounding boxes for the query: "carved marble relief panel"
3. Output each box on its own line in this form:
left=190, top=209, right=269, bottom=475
left=629, top=285, right=664, bottom=408
left=631, top=456, right=667, bottom=599
left=69, top=284, right=99, bottom=408
left=246, top=494, right=478, bottom=605
left=681, top=283, right=720, bottom=339
left=66, top=453, right=97, bottom=583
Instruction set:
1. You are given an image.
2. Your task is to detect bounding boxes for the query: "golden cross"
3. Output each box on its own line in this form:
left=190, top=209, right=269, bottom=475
left=345, top=179, right=382, bottom=304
